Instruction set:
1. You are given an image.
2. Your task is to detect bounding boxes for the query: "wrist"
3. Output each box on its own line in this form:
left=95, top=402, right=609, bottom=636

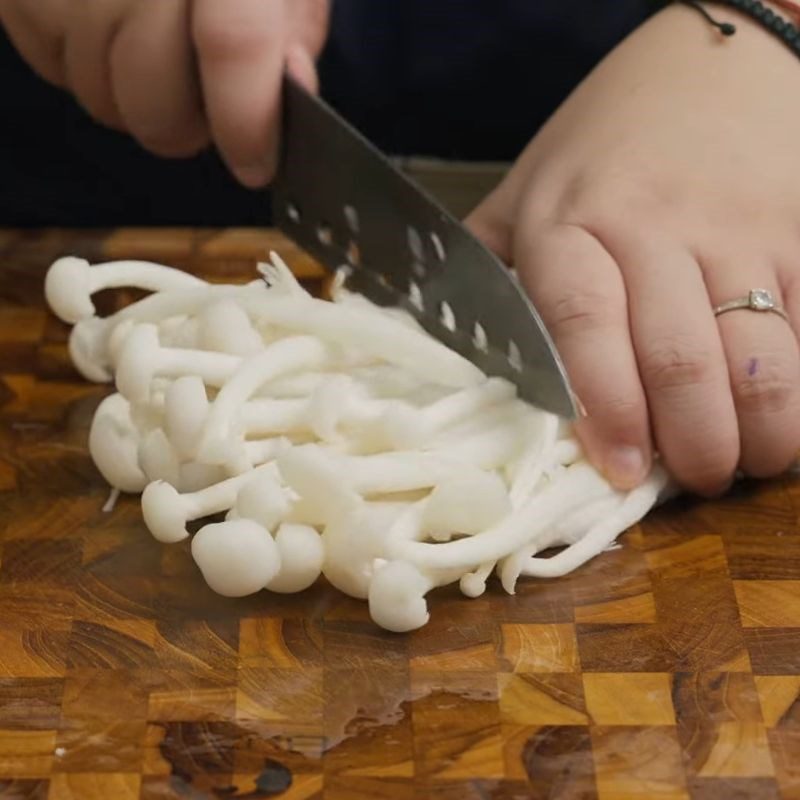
left=686, top=1, right=800, bottom=50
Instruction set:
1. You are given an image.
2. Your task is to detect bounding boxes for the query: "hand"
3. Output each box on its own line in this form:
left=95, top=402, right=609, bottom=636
left=467, top=3, right=800, bottom=495
left=0, top=0, right=329, bottom=186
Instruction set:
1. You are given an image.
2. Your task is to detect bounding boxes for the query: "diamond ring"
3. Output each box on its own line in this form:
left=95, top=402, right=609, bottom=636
left=713, top=289, right=789, bottom=322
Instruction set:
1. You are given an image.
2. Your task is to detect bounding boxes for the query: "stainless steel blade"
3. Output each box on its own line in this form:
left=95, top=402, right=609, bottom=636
left=271, top=75, right=576, bottom=418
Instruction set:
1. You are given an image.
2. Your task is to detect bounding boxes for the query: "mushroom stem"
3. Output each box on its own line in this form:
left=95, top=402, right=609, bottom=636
left=197, top=336, right=330, bottom=464
left=388, top=463, right=615, bottom=571
left=116, top=324, right=241, bottom=402
left=140, top=462, right=278, bottom=542
left=45, top=256, right=207, bottom=324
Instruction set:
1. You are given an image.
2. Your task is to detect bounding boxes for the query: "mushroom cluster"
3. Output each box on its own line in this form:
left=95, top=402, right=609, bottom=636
left=44, top=252, right=670, bottom=631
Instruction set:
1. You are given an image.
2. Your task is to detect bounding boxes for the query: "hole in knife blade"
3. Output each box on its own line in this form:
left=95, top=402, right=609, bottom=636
left=331, top=266, right=351, bottom=295
left=411, top=261, right=426, bottom=279
left=508, top=340, right=522, bottom=372
left=346, top=240, right=361, bottom=266
left=287, top=202, right=301, bottom=224
left=473, top=322, right=488, bottom=352
left=409, top=281, right=424, bottom=311
left=430, top=232, right=446, bottom=262
left=316, top=223, right=333, bottom=246
left=407, top=226, right=425, bottom=262
left=344, top=205, right=360, bottom=233
left=439, top=301, right=456, bottom=332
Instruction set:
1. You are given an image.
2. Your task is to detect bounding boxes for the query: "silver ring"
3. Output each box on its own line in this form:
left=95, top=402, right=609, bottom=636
left=713, top=288, right=789, bottom=322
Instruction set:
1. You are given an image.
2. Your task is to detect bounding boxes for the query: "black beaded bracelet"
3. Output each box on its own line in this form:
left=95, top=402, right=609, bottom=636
left=682, top=0, right=800, bottom=55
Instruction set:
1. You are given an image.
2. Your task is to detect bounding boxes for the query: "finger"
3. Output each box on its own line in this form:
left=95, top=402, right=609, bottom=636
left=63, top=0, right=127, bottom=129
left=192, top=0, right=288, bottom=187
left=110, top=0, right=209, bottom=158
left=515, top=218, right=652, bottom=489
left=464, top=147, right=550, bottom=264
left=707, top=270, right=800, bottom=477
left=1, top=1, right=67, bottom=87
left=285, top=42, right=318, bottom=95
left=616, top=235, right=738, bottom=495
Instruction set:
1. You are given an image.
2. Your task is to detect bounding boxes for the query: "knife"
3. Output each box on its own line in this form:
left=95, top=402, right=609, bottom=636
left=271, top=75, right=576, bottom=419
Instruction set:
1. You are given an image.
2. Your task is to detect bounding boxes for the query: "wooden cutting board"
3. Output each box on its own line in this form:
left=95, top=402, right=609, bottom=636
left=0, top=228, right=798, bottom=800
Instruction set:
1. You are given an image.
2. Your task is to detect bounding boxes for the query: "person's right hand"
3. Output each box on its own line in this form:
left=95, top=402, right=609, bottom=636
left=0, top=0, right=329, bottom=187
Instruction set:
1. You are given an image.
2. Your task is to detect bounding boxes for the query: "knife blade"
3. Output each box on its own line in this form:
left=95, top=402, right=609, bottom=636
left=271, top=75, right=576, bottom=419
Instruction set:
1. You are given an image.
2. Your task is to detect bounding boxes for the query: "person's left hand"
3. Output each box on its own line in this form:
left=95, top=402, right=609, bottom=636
left=466, top=2, right=800, bottom=496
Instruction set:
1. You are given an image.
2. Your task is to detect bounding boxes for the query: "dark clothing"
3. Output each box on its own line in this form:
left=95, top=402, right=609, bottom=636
left=0, top=1, right=654, bottom=226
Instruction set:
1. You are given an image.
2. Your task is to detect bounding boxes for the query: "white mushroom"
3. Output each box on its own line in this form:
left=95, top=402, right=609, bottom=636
left=162, top=376, right=305, bottom=463
left=321, top=503, right=406, bottom=598
left=116, top=324, right=241, bottom=403
left=382, top=378, right=516, bottom=448
left=164, top=376, right=209, bottom=460
left=197, top=336, right=330, bottom=465
left=266, top=523, right=325, bottom=593
left=68, top=283, right=258, bottom=383
left=47, top=251, right=670, bottom=633
left=191, top=518, right=281, bottom=597
left=140, top=462, right=277, bottom=543
left=88, top=393, right=147, bottom=492
left=368, top=560, right=434, bottom=633
left=387, top=463, right=614, bottom=571
left=138, top=428, right=182, bottom=486
left=230, top=470, right=293, bottom=530
left=236, top=292, right=483, bottom=389
left=198, top=299, right=263, bottom=356
left=278, top=445, right=361, bottom=523
left=513, top=465, right=669, bottom=580
left=45, top=256, right=206, bottom=324
left=459, top=561, right=497, bottom=598
left=422, top=472, right=511, bottom=539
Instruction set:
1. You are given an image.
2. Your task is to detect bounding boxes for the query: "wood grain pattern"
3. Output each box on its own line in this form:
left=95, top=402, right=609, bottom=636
left=0, top=228, right=799, bottom=799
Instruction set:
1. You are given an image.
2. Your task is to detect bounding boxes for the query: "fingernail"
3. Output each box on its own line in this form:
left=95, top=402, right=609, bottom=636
left=232, top=164, right=269, bottom=189
left=605, top=446, right=647, bottom=489
left=285, top=44, right=319, bottom=94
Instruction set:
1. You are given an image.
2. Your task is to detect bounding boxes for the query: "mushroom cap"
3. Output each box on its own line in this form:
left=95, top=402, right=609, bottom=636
left=321, top=504, right=398, bottom=599
left=234, top=472, right=293, bottom=531
left=44, top=257, right=93, bottom=323
left=164, top=375, right=208, bottom=460
left=191, top=518, right=281, bottom=597
left=141, top=480, right=189, bottom=543
left=266, top=523, right=324, bottom=593
left=368, top=560, right=431, bottom=633
left=88, top=393, right=147, bottom=493
left=277, top=445, right=360, bottom=522
left=199, top=299, right=263, bottom=356
left=138, top=428, right=181, bottom=487
left=69, top=318, right=112, bottom=383
left=179, top=462, right=227, bottom=493
left=107, top=319, right=136, bottom=366
left=116, top=324, right=160, bottom=402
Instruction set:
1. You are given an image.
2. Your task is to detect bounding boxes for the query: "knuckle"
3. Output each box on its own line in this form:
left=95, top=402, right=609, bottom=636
left=137, top=125, right=209, bottom=159
left=559, top=166, right=675, bottom=229
left=545, top=288, right=624, bottom=337
left=193, top=13, right=273, bottom=62
left=731, top=356, right=797, bottom=416
left=667, top=443, right=738, bottom=496
left=640, top=340, right=717, bottom=392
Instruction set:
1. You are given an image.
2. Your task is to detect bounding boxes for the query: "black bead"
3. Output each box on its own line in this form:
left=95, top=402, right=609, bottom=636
left=762, top=8, right=776, bottom=23
left=773, top=18, right=788, bottom=33
left=739, top=0, right=754, bottom=8
left=784, top=26, right=799, bottom=42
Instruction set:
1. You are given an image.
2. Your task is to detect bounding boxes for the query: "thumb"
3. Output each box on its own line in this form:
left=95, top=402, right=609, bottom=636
left=463, top=179, right=517, bottom=265
left=285, top=0, right=330, bottom=94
